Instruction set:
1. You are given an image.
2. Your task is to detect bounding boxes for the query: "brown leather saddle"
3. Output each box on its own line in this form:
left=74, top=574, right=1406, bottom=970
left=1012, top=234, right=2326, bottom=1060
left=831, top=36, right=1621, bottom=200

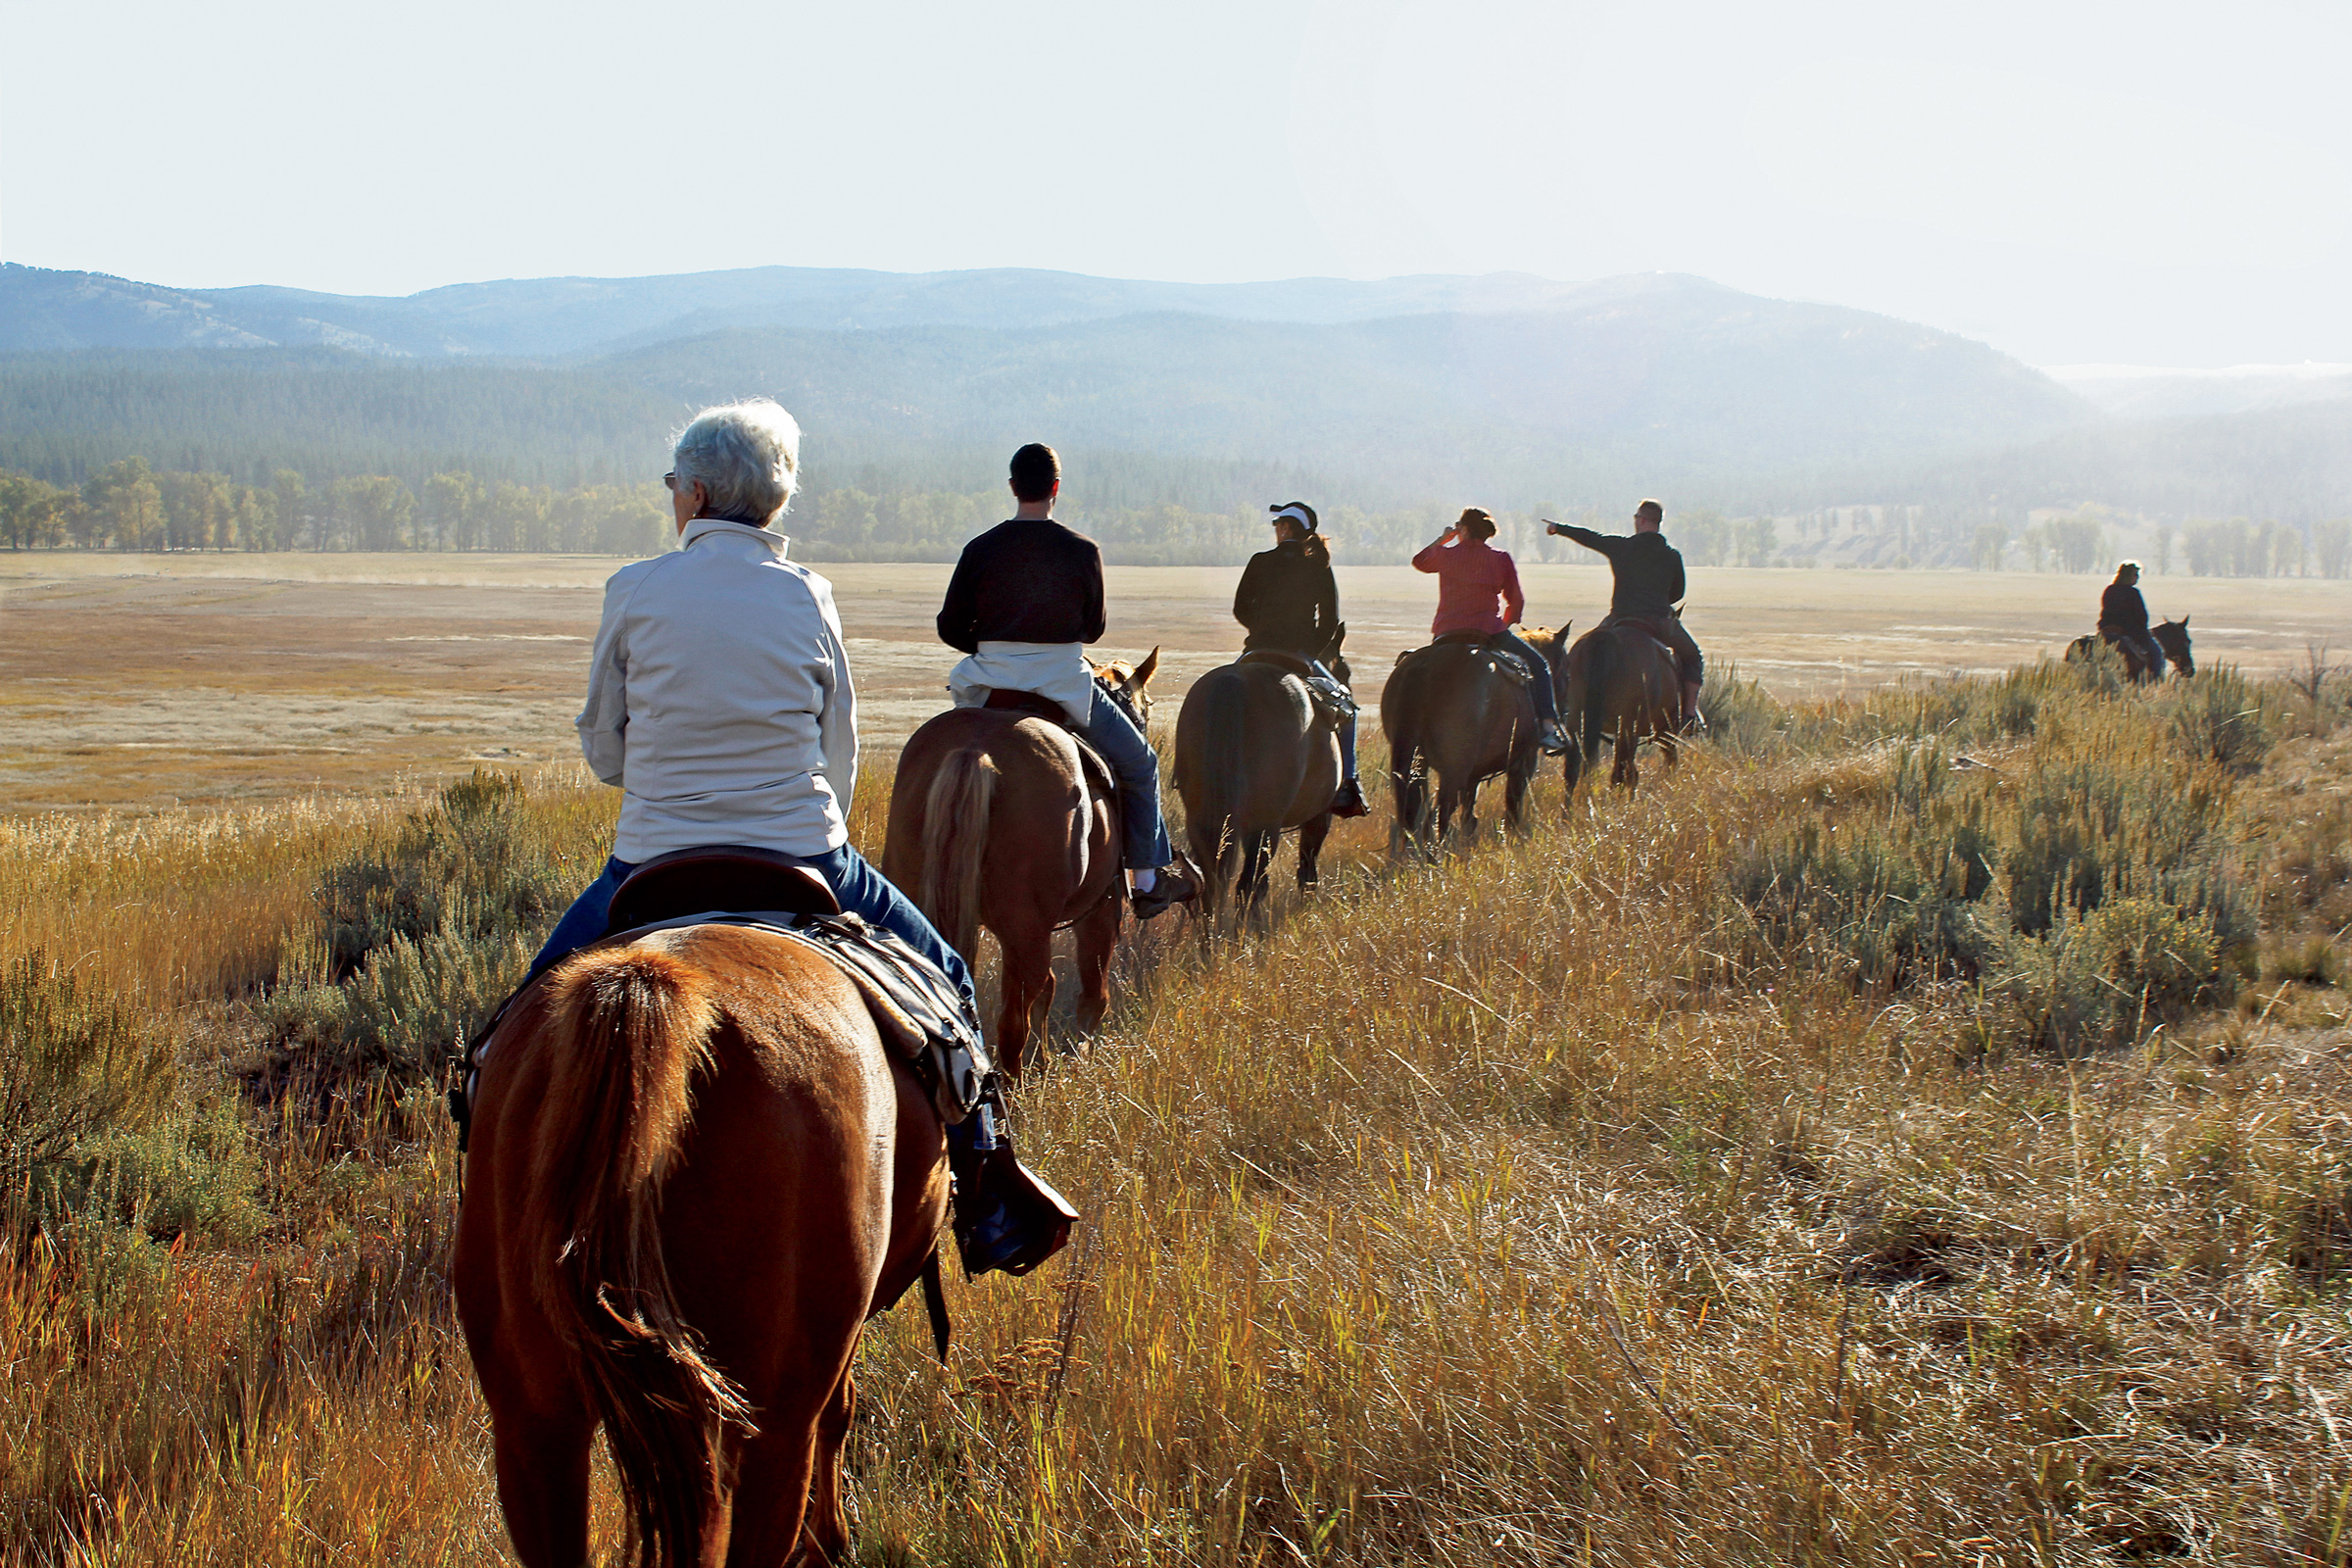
left=605, top=845, right=841, bottom=936
left=1410, top=630, right=1534, bottom=684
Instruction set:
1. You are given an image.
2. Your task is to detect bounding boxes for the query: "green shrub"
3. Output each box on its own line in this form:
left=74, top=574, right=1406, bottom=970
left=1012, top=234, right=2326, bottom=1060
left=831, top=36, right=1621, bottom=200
left=256, top=924, right=533, bottom=1088
left=0, top=954, right=177, bottom=1199
left=1697, top=662, right=1791, bottom=756
left=1728, top=819, right=1991, bottom=987
left=2162, top=666, right=2273, bottom=773
left=318, top=769, right=563, bottom=977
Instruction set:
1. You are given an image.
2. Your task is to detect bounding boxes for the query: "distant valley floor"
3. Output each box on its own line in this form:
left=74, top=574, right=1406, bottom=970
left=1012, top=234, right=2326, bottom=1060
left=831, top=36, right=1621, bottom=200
left=2, top=554, right=2341, bottom=811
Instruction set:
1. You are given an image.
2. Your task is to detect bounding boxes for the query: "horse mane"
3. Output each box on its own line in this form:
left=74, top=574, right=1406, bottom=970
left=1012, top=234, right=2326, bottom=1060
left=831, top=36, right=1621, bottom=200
left=523, top=944, right=752, bottom=1568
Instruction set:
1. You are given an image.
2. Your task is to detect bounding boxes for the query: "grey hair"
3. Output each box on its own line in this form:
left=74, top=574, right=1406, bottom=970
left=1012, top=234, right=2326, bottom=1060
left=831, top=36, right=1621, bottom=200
left=672, top=399, right=801, bottom=524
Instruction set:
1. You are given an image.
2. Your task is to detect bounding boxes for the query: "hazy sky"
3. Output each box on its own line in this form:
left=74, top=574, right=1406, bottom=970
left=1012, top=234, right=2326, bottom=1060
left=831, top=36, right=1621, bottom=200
left=4, top=0, right=2345, bottom=367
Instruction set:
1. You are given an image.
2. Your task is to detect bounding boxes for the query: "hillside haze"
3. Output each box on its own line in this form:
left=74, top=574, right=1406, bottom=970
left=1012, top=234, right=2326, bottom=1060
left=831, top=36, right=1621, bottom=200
left=0, top=263, right=2095, bottom=514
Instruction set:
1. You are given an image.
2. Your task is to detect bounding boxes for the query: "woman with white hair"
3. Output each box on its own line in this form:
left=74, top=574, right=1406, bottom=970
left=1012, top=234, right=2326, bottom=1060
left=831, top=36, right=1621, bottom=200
left=524, top=399, right=1056, bottom=1275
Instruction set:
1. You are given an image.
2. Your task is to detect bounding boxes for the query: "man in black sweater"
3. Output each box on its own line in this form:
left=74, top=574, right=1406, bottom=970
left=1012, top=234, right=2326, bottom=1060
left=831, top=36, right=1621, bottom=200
left=2097, top=561, right=2163, bottom=676
left=1546, top=499, right=1705, bottom=728
left=937, top=444, right=1197, bottom=917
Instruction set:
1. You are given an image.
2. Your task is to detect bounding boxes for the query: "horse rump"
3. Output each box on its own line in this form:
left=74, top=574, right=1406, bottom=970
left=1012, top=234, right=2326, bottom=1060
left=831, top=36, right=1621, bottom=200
left=524, top=944, right=752, bottom=1568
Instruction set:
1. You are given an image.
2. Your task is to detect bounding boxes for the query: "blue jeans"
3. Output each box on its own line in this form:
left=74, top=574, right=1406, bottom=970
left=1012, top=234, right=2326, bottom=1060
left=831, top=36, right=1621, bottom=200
left=1307, top=660, right=1360, bottom=784
left=1075, top=685, right=1172, bottom=870
left=526, top=842, right=976, bottom=1013
left=1494, top=631, right=1559, bottom=724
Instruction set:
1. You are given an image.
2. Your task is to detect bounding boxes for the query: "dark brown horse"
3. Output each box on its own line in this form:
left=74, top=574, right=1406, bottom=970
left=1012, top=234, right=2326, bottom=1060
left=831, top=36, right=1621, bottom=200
left=1173, top=646, right=1348, bottom=925
left=883, top=654, right=1157, bottom=1076
left=1561, top=619, right=1683, bottom=792
left=455, top=927, right=947, bottom=1567
left=2067, top=615, right=2194, bottom=681
left=1380, top=627, right=1567, bottom=856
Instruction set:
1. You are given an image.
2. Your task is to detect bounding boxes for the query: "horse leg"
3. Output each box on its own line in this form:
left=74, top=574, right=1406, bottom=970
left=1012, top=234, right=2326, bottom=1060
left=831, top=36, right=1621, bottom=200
left=1296, top=811, right=1331, bottom=892
left=1072, top=891, right=1120, bottom=1036
left=1503, top=755, right=1533, bottom=835
left=1614, top=718, right=1640, bottom=791
left=1387, top=759, right=1422, bottom=859
left=1238, top=829, right=1276, bottom=924
left=487, top=1399, right=595, bottom=1568
left=995, top=923, right=1054, bottom=1080
left=720, top=1388, right=828, bottom=1567
left=795, top=1366, right=858, bottom=1566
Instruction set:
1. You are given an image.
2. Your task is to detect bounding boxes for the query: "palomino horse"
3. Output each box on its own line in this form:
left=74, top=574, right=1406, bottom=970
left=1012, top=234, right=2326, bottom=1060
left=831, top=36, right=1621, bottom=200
left=454, top=927, right=947, bottom=1568
left=1562, top=619, right=1683, bottom=792
left=1380, top=627, right=1566, bottom=856
left=1173, top=644, right=1349, bottom=925
left=883, top=654, right=1157, bottom=1076
left=2066, top=615, right=2194, bottom=682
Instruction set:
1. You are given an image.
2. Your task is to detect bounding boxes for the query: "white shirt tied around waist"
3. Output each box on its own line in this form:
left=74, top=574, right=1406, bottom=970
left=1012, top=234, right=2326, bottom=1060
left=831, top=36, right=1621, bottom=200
left=948, top=641, right=1096, bottom=725
left=575, top=518, right=858, bottom=862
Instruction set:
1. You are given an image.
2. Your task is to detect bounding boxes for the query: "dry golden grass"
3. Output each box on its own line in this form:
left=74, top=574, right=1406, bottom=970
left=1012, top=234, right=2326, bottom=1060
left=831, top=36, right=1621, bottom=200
left=3, top=660, right=2350, bottom=1566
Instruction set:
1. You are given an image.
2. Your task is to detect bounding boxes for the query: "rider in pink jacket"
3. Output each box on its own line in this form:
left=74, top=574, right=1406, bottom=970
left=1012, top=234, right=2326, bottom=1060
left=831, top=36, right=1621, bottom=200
left=1411, top=508, right=1566, bottom=755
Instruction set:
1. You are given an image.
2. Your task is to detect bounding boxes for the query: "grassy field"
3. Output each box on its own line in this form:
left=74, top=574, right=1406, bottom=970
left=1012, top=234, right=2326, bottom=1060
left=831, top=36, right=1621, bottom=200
left=4, top=553, right=2341, bottom=809
left=3, top=579, right=2351, bottom=1562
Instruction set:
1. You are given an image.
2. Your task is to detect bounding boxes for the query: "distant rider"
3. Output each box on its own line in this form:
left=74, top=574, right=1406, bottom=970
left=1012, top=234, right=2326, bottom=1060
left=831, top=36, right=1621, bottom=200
left=936, top=443, right=1200, bottom=917
left=1411, top=508, right=1567, bottom=755
left=2098, top=560, right=2164, bottom=676
left=530, top=399, right=1060, bottom=1276
left=1232, top=501, right=1368, bottom=817
left=1546, top=499, right=1705, bottom=730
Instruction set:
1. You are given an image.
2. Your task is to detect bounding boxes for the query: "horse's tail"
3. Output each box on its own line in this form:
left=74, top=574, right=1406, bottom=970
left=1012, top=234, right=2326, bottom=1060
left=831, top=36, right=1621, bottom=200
left=1579, top=628, right=1616, bottom=781
left=1194, top=669, right=1256, bottom=897
left=918, top=746, right=998, bottom=961
left=524, top=944, right=750, bottom=1568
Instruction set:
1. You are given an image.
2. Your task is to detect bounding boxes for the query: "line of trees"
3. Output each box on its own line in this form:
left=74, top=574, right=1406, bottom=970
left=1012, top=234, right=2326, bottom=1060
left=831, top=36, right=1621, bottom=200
left=7, top=454, right=2348, bottom=578
left=0, top=459, right=671, bottom=555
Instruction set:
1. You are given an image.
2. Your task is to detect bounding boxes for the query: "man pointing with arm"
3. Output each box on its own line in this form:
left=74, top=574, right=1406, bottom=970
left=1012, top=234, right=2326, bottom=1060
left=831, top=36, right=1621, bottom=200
left=1547, top=498, right=1706, bottom=730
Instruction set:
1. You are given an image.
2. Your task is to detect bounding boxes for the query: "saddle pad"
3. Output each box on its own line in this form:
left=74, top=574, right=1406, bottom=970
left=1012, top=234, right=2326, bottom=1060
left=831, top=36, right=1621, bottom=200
left=589, top=909, right=992, bottom=1126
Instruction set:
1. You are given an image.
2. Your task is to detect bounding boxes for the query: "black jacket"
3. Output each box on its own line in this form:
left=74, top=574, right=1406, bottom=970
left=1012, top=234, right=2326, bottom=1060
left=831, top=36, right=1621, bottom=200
left=1559, top=526, right=1687, bottom=621
left=1234, top=540, right=1340, bottom=655
left=936, top=517, right=1106, bottom=653
left=2099, top=580, right=2149, bottom=635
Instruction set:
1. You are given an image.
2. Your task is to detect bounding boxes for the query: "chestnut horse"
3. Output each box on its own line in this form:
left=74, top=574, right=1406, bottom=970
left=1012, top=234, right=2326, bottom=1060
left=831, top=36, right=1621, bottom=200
left=1173, top=647, right=1348, bottom=926
left=883, top=654, right=1156, bottom=1075
left=1562, top=619, right=1683, bottom=792
left=1380, top=627, right=1566, bottom=856
left=454, top=926, right=948, bottom=1568
left=2066, top=615, right=2194, bottom=682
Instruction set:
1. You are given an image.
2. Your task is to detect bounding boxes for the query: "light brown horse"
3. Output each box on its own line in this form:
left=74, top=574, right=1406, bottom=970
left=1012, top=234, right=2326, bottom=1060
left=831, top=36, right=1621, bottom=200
left=1561, top=619, right=1682, bottom=792
left=1380, top=627, right=1566, bottom=856
left=883, top=654, right=1157, bottom=1076
left=454, top=927, right=948, bottom=1568
left=1173, top=649, right=1348, bottom=926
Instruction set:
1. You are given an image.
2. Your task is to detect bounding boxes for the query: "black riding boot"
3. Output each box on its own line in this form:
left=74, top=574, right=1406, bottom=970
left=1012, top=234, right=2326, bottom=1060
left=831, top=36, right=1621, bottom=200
left=947, top=1101, right=1078, bottom=1278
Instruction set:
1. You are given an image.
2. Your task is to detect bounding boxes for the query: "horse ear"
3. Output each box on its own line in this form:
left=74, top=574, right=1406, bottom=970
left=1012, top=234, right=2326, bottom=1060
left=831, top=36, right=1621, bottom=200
left=2180, top=612, right=2189, bottom=625
left=1134, top=646, right=1160, bottom=686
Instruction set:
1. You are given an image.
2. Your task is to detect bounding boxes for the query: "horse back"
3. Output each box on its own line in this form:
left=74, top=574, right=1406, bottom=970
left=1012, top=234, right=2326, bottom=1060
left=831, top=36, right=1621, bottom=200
left=1175, top=661, right=1334, bottom=836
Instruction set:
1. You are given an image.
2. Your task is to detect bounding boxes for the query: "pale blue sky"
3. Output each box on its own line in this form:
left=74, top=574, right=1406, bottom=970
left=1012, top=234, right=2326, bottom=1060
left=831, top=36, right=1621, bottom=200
left=3, top=0, right=2345, bottom=366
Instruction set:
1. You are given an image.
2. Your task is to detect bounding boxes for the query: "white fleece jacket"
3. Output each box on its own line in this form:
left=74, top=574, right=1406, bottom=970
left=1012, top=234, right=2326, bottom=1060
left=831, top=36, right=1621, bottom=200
left=574, top=518, right=858, bottom=861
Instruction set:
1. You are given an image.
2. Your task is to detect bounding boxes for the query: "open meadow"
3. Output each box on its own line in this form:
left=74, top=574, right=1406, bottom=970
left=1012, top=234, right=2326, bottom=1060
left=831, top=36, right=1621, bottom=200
left=2, top=560, right=2351, bottom=1565
left=3, top=553, right=2339, bottom=810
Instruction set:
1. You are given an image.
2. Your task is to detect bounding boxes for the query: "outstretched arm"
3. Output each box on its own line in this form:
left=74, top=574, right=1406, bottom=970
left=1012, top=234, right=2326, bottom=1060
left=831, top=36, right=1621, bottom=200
left=1545, top=521, right=1618, bottom=559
